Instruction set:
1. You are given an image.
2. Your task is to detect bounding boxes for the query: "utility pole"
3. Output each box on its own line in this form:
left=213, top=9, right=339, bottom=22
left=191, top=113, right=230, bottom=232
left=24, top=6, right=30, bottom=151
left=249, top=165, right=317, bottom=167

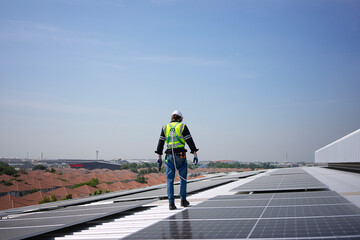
left=96, top=150, right=99, bottom=161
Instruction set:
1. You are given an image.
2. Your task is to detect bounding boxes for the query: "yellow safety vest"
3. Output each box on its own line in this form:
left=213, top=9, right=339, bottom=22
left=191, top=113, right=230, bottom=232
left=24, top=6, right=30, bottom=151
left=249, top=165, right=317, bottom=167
left=164, top=122, right=186, bottom=149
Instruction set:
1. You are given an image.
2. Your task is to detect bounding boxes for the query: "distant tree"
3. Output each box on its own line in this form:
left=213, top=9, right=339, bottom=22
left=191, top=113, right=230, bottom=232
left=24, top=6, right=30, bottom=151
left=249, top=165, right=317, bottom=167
left=64, top=194, right=72, bottom=200
left=87, top=178, right=100, bottom=187
left=0, top=162, right=19, bottom=177
left=39, top=196, right=51, bottom=204
left=19, top=168, right=28, bottom=175
left=72, top=178, right=99, bottom=189
left=50, top=167, right=56, bottom=173
left=0, top=180, right=13, bottom=186
left=50, top=194, right=57, bottom=202
left=30, top=188, right=39, bottom=193
left=32, top=164, right=47, bottom=171
left=136, top=174, right=147, bottom=184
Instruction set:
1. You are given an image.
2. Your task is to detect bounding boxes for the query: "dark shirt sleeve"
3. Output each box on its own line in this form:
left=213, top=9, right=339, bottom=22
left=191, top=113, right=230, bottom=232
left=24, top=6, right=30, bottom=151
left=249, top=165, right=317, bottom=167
left=182, top=125, right=199, bottom=154
left=155, top=127, right=166, bottom=155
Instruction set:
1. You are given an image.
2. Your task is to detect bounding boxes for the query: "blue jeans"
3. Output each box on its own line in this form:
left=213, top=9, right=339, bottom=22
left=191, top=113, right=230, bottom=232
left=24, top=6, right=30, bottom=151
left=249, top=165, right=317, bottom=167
left=165, top=152, right=187, bottom=203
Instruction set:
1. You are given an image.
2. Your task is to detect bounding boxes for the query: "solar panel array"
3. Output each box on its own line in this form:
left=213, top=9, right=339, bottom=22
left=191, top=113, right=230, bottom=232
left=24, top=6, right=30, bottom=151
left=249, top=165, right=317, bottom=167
left=231, top=168, right=328, bottom=192
left=0, top=184, right=165, bottom=217
left=112, top=178, right=236, bottom=202
left=124, top=191, right=360, bottom=239
left=0, top=199, right=156, bottom=240
left=0, top=172, right=251, bottom=239
left=0, top=172, right=250, bottom=218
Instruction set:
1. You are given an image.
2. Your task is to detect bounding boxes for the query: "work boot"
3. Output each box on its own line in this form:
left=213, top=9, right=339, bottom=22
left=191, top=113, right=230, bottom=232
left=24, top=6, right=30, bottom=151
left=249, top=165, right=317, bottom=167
left=181, top=199, right=190, bottom=207
left=169, top=202, right=177, bottom=210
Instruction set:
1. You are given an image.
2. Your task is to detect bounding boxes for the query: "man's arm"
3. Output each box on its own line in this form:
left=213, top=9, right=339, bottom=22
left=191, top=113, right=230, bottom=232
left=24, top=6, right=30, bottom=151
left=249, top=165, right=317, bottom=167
left=182, top=125, right=199, bottom=154
left=155, top=127, right=166, bottom=157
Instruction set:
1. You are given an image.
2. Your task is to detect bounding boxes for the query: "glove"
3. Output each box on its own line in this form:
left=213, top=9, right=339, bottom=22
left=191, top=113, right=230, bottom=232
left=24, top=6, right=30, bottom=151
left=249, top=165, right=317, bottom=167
left=193, top=156, right=198, bottom=165
left=157, top=158, right=162, bottom=171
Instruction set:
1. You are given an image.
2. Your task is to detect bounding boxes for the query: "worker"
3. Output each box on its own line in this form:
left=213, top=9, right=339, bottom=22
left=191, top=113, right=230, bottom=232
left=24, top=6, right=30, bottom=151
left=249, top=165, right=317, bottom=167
left=155, top=110, right=199, bottom=210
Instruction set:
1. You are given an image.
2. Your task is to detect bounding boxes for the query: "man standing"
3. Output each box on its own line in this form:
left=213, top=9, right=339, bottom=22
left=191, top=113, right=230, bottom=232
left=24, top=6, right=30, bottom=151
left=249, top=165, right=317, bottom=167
left=155, top=110, right=199, bottom=210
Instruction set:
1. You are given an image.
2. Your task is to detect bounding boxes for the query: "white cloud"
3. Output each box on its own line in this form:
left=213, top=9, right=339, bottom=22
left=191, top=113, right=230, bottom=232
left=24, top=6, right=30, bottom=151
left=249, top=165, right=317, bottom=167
left=233, top=73, right=259, bottom=79
left=326, top=99, right=339, bottom=103
left=134, top=55, right=227, bottom=66
left=98, top=62, right=125, bottom=70
left=0, top=19, right=104, bottom=46
left=0, top=98, right=121, bottom=116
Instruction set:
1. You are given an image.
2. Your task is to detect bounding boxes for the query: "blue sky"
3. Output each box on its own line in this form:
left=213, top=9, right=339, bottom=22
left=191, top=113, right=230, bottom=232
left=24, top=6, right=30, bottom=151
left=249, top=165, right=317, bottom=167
left=0, top=0, right=359, bottom=162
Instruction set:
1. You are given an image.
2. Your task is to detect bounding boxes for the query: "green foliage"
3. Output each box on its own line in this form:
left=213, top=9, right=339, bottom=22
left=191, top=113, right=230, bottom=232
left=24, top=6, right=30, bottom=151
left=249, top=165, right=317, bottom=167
left=138, top=166, right=158, bottom=175
left=87, top=178, right=100, bottom=187
left=72, top=178, right=100, bottom=189
left=32, top=164, right=47, bottom=171
left=121, top=163, right=138, bottom=170
left=65, top=194, right=72, bottom=200
left=136, top=174, right=147, bottom=184
left=11, top=178, right=23, bottom=182
left=130, top=168, right=138, bottom=173
left=39, top=196, right=51, bottom=204
left=0, top=162, right=19, bottom=177
left=0, top=180, right=13, bottom=186
left=39, top=194, right=57, bottom=204
left=19, top=168, right=28, bottom=174
left=50, top=167, right=56, bottom=173
left=206, top=161, right=276, bottom=170
left=51, top=194, right=57, bottom=202
left=30, top=188, right=39, bottom=193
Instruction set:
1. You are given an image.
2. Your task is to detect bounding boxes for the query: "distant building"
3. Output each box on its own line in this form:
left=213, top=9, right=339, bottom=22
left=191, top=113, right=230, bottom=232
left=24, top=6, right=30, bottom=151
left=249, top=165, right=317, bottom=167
left=38, top=159, right=122, bottom=170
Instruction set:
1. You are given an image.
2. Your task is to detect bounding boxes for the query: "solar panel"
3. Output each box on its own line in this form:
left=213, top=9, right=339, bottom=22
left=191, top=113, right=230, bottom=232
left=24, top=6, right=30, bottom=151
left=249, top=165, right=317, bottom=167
left=124, top=219, right=257, bottom=239
left=111, top=178, right=235, bottom=202
left=209, top=193, right=274, bottom=200
left=168, top=208, right=264, bottom=219
left=250, top=216, right=360, bottom=239
left=0, top=199, right=156, bottom=240
left=231, top=172, right=328, bottom=192
left=262, top=204, right=360, bottom=218
left=269, top=168, right=307, bottom=175
left=124, top=190, right=360, bottom=239
left=194, top=199, right=270, bottom=208
left=270, top=190, right=341, bottom=199
left=0, top=184, right=164, bottom=217
left=269, top=196, right=351, bottom=206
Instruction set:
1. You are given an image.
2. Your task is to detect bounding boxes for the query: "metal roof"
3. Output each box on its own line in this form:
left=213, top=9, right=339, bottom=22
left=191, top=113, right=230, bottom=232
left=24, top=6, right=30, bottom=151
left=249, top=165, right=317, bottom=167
left=1, top=167, right=359, bottom=239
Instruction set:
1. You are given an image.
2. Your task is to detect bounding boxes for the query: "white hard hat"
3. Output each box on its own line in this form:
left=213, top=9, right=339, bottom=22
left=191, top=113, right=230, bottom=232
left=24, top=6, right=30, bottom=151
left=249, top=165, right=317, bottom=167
left=172, top=110, right=183, bottom=118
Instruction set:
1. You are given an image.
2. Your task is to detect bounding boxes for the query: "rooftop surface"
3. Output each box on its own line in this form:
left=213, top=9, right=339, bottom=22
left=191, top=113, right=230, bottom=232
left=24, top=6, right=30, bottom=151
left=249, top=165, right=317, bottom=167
left=1, top=167, right=359, bottom=240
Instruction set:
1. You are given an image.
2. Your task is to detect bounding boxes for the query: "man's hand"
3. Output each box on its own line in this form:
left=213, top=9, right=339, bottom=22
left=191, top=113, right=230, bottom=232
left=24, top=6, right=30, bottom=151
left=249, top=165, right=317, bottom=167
left=157, top=158, right=162, bottom=171
left=193, top=154, right=198, bottom=165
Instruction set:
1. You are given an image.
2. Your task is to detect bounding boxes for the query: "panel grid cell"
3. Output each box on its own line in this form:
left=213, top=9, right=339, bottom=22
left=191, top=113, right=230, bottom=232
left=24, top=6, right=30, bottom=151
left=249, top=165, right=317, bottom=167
left=124, top=219, right=257, bottom=239
left=269, top=196, right=351, bottom=206
left=249, top=216, right=360, bottom=239
left=262, top=204, right=360, bottom=218
left=168, top=208, right=265, bottom=220
left=194, top=199, right=270, bottom=208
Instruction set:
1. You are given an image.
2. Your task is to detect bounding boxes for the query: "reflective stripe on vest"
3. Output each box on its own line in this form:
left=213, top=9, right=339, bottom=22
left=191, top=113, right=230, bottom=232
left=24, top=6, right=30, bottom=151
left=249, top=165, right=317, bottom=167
left=164, top=122, right=186, bottom=149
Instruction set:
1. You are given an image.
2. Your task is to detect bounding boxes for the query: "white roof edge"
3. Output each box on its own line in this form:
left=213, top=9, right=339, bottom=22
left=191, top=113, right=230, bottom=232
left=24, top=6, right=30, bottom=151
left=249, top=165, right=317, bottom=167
left=315, top=128, right=360, bottom=153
